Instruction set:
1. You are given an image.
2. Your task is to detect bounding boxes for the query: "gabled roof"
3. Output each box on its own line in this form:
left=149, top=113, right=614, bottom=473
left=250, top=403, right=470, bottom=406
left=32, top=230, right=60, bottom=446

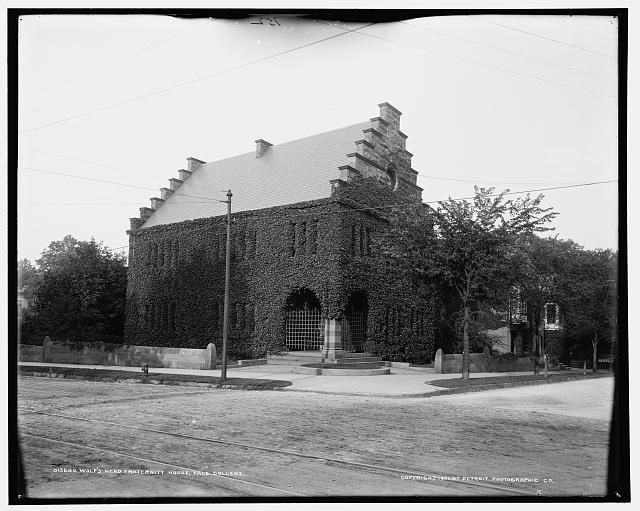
left=141, top=121, right=370, bottom=228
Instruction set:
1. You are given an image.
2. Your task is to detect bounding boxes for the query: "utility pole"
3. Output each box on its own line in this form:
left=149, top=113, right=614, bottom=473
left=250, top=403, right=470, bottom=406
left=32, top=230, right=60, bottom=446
left=221, top=189, right=232, bottom=381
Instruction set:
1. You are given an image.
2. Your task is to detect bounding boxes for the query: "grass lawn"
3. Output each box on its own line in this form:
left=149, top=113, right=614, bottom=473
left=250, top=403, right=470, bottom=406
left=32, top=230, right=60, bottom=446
left=428, top=372, right=610, bottom=388
left=19, top=365, right=292, bottom=389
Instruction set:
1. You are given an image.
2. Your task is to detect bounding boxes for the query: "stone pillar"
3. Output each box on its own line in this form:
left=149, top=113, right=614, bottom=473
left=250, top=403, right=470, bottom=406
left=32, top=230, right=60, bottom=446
left=207, top=343, right=217, bottom=370
left=321, top=318, right=345, bottom=363
left=42, top=336, right=51, bottom=363
left=434, top=348, right=443, bottom=373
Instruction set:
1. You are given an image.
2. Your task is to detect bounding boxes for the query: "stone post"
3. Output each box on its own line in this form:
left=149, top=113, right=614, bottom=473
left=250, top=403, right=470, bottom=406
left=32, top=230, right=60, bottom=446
left=321, top=318, right=345, bottom=363
left=434, top=348, right=443, bottom=373
left=42, top=336, right=51, bottom=363
left=207, top=343, right=217, bottom=370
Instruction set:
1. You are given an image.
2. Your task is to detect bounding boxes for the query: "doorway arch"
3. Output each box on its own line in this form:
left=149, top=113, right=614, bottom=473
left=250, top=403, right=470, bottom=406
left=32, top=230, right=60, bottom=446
left=285, top=288, right=323, bottom=351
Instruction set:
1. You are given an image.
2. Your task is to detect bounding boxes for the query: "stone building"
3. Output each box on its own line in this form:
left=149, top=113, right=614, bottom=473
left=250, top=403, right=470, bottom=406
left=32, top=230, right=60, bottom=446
left=124, top=102, right=435, bottom=362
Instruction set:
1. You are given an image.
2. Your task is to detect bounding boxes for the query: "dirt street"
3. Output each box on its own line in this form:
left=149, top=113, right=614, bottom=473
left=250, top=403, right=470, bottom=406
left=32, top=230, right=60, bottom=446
left=16, top=376, right=614, bottom=498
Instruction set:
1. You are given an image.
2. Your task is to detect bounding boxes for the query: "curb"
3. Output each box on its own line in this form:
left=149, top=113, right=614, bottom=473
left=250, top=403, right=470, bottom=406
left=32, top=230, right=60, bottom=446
left=19, top=369, right=292, bottom=391
left=425, top=372, right=612, bottom=396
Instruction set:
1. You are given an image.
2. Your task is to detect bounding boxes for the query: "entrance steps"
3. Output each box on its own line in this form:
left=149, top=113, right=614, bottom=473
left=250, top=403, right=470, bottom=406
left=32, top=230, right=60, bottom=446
left=267, top=351, right=390, bottom=369
left=267, top=351, right=385, bottom=367
left=268, top=351, right=389, bottom=376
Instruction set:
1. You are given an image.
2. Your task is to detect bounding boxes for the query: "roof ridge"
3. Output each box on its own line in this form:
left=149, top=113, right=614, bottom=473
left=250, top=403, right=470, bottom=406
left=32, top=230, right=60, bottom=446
left=198, top=120, right=369, bottom=168
left=267, top=120, right=369, bottom=149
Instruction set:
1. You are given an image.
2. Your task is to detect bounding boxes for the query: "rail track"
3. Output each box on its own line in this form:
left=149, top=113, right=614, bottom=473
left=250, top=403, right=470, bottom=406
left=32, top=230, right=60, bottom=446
left=19, top=408, right=534, bottom=496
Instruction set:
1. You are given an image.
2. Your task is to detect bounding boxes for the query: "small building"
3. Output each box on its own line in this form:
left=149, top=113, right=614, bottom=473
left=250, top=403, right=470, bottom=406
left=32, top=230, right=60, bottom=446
left=124, top=103, right=435, bottom=362
left=17, top=286, right=34, bottom=323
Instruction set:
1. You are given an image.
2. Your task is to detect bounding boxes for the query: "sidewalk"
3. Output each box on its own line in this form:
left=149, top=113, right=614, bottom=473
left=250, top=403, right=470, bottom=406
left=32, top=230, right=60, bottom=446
left=18, top=361, right=570, bottom=398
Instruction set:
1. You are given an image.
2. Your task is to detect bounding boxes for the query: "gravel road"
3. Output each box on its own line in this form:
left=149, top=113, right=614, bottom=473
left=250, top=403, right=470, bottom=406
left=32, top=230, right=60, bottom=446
left=16, top=376, right=614, bottom=498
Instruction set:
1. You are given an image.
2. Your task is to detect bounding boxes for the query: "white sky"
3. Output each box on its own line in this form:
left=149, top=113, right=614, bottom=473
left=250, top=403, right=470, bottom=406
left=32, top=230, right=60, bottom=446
left=16, top=13, right=620, bottom=263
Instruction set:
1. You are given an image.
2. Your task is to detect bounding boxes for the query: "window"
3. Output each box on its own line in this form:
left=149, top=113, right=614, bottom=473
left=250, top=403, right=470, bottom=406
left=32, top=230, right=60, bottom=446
left=365, top=228, right=371, bottom=256
left=217, top=234, right=224, bottom=261
left=545, top=303, right=560, bottom=330
left=351, top=224, right=357, bottom=256
left=310, top=220, right=318, bottom=255
left=246, top=228, right=256, bottom=259
left=288, top=221, right=312, bottom=257
left=236, top=229, right=245, bottom=260
left=171, top=241, right=179, bottom=267
left=288, top=222, right=296, bottom=257
left=299, top=222, right=307, bottom=254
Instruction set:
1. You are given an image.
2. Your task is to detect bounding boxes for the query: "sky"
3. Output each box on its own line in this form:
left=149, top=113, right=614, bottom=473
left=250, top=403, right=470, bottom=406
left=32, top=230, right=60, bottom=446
left=16, top=12, right=620, bottom=263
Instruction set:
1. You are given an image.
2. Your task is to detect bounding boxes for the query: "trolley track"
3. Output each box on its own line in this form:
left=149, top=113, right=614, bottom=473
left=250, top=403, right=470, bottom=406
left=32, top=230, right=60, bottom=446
left=20, top=408, right=534, bottom=496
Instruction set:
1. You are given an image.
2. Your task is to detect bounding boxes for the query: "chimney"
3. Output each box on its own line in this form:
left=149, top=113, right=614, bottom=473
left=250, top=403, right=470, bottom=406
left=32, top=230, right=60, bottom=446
left=254, top=139, right=273, bottom=158
left=186, top=157, right=205, bottom=172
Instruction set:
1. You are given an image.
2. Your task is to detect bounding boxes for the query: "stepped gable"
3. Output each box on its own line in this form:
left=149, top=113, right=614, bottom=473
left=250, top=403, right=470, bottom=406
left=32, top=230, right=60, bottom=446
left=130, top=102, right=422, bottom=231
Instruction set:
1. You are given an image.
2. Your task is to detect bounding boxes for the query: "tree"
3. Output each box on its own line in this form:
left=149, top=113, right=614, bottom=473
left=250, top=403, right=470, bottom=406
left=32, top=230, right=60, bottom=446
left=17, top=259, right=41, bottom=290
left=510, top=236, right=581, bottom=373
left=432, top=188, right=557, bottom=378
left=20, top=236, right=128, bottom=344
left=561, top=248, right=617, bottom=372
left=379, top=187, right=556, bottom=379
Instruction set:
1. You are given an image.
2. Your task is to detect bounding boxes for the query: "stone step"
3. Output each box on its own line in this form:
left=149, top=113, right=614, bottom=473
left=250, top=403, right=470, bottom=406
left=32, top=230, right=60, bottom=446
left=336, top=357, right=382, bottom=365
left=267, top=352, right=322, bottom=362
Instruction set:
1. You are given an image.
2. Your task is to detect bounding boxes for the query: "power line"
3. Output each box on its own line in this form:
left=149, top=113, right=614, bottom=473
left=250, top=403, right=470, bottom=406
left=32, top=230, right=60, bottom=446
left=319, top=21, right=615, bottom=99
left=20, top=22, right=376, bottom=134
left=41, top=24, right=201, bottom=91
left=400, top=20, right=614, bottom=81
left=304, top=179, right=618, bottom=218
left=22, top=201, right=221, bottom=206
left=466, top=16, right=617, bottom=59
left=111, top=177, right=617, bottom=247
left=23, top=149, right=222, bottom=192
left=20, top=174, right=616, bottom=217
left=417, top=173, right=615, bottom=186
left=18, top=166, right=221, bottom=202
left=18, top=163, right=319, bottom=209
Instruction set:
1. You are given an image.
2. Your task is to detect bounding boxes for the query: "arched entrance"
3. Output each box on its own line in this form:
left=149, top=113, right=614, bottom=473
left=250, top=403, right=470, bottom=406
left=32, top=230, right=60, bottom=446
left=285, top=289, right=323, bottom=351
left=344, top=291, right=368, bottom=353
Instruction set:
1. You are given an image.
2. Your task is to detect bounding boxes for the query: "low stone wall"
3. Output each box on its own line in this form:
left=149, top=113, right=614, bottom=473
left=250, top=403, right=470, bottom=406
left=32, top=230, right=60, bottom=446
left=19, top=344, right=44, bottom=362
left=18, top=340, right=217, bottom=370
left=434, top=349, right=533, bottom=374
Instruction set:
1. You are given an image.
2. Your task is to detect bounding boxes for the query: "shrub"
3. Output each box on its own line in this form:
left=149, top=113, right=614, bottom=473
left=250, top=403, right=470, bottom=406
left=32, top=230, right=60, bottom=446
left=495, top=352, right=518, bottom=361
left=365, top=328, right=433, bottom=365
